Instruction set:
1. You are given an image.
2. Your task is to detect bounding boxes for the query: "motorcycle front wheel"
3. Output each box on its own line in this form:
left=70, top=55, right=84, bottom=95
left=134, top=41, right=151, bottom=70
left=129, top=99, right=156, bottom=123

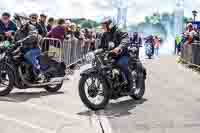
left=79, top=74, right=110, bottom=110
left=0, top=68, right=14, bottom=96
left=130, top=73, right=145, bottom=100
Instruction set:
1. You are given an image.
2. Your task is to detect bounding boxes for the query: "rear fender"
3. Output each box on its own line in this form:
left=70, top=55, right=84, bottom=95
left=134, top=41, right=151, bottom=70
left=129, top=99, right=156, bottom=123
left=0, top=62, right=19, bottom=84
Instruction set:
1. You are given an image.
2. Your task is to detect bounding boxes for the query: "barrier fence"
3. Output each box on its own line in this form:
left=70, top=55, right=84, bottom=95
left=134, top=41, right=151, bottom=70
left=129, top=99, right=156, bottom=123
left=181, top=41, right=200, bottom=65
left=40, top=37, right=100, bottom=67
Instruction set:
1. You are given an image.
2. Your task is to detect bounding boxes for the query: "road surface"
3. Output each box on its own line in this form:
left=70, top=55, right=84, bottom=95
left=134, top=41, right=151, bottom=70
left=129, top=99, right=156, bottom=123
left=0, top=55, right=200, bottom=133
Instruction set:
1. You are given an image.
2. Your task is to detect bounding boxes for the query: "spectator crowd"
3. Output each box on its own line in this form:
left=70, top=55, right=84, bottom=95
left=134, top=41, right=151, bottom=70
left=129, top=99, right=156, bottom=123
left=175, top=23, right=200, bottom=55
left=0, top=12, right=98, bottom=52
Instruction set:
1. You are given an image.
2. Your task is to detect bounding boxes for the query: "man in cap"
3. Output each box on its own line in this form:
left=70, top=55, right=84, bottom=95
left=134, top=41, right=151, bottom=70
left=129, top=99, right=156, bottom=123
left=28, top=13, right=43, bottom=35
left=0, top=12, right=17, bottom=40
left=39, top=14, right=48, bottom=37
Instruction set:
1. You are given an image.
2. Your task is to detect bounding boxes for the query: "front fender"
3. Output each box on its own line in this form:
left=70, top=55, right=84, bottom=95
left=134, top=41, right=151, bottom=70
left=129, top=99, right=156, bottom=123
left=80, top=67, right=98, bottom=76
left=136, top=61, right=147, bottom=79
left=80, top=67, right=112, bottom=89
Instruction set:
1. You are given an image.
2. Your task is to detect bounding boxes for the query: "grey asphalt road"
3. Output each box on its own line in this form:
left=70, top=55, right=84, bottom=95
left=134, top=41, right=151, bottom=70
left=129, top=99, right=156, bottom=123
left=0, top=55, right=200, bottom=133
left=107, top=55, right=200, bottom=133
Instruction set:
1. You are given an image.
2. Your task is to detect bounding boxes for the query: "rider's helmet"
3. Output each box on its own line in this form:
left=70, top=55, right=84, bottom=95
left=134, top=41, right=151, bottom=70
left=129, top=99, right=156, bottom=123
left=100, top=16, right=115, bottom=30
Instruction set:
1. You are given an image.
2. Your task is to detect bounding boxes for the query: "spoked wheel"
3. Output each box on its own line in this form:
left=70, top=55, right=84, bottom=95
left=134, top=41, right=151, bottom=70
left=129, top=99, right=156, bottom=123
left=79, top=74, right=110, bottom=110
left=0, top=69, right=14, bottom=96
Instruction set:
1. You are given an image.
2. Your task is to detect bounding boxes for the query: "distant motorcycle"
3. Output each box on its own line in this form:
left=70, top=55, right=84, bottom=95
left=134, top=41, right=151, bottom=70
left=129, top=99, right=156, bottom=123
left=78, top=46, right=146, bottom=110
left=145, top=42, right=153, bottom=59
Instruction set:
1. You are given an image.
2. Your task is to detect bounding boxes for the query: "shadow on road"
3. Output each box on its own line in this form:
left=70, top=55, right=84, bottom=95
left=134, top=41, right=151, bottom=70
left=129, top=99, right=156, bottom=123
left=77, top=98, right=147, bottom=118
left=0, top=91, right=64, bottom=103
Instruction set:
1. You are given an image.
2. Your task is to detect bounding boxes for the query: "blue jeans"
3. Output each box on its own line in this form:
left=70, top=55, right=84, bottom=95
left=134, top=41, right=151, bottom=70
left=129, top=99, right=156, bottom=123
left=24, top=48, right=41, bottom=74
left=116, top=56, right=129, bottom=81
left=155, top=48, right=159, bottom=56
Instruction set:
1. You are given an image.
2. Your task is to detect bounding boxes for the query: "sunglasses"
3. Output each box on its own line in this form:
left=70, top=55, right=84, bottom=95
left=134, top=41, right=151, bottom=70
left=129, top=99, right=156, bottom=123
left=31, top=17, right=38, bottom=20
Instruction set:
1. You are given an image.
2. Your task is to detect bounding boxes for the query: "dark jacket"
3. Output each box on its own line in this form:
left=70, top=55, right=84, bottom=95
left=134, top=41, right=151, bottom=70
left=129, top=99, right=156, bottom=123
left=99, top=25, right=129, bottom=55
left=0, top=20, right=17, bottom=34
left=131, top=35, right=142, bottom=48
left=47, top=24, right=52, bottom=32
left=39, top=21, right=48, bottom=37
left=27, top=22, right=44, bottom=37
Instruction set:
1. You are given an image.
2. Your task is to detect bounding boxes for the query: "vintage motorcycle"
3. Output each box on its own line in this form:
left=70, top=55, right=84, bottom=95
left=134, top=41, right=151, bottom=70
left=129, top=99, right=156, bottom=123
left=78, top=45, right=146, bottom=110
left=0, top=16, right=66, bottom=96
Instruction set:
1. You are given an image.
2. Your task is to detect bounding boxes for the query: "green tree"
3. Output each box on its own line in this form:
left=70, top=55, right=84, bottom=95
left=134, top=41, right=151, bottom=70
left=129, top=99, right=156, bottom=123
left=145, top=16, right=150, bottom=23
left=81, top=21, right=93, bottom=29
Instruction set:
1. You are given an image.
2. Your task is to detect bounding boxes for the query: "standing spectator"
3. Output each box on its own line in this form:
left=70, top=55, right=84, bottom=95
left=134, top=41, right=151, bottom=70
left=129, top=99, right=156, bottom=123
left=47, top=18, right=65, bottom=42
left=0, top=12, right=17, bottom=40
left=46, top=18, right=66, bottom=56
left=65, top=20, right=72, bottom=39
left=28, top=13, right=44, bottom=36
left=90, top=31, right=96, bottom=51
left=39, top=14, right=48, bottom=37
left=47, top=17, right=54, bottom=32
left=175, top=35, right=182, bottom=55
left=74, top=25, right=81, bottom=39
left=154, top=36, right=161, bottom=56
left=70, top=23, right=77, bottom=38
left=184, top=23, right=197, bottom=45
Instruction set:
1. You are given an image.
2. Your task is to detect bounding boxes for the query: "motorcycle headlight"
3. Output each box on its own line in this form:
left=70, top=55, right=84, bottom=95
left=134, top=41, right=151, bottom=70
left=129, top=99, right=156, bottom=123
left=0, top=53, right=5, bottom=60
left=86, top=52, right=95, bottom=62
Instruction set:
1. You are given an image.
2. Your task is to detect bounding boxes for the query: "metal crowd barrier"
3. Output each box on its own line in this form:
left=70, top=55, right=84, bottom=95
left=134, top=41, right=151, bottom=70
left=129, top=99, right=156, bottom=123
left=181, top=41, right=200, bottom=65
left=40, top=37, right=98, bottom=68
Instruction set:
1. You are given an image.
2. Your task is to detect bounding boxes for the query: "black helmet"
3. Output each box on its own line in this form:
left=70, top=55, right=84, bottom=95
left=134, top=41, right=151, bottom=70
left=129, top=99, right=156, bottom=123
left=100, top=16, right=116, bottom=29
left=29, top=13, right=38, bottom=18
left=2, top=12, right=11, bottom=17
left=100, top=17, right=112, bottom=25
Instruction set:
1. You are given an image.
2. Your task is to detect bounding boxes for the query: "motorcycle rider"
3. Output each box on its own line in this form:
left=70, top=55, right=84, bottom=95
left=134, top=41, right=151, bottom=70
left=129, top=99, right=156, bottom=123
left=23, top=13, right=44, bottom=82
left=145, top=35, right=155, bottom=56
left=99, top=17, right=133, bottom=92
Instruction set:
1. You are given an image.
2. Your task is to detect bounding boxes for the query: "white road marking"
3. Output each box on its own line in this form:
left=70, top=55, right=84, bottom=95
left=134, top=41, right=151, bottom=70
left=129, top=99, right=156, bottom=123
left=0, top=113, right=53, bottom=133
left=0, top=97, right=86, bottom=121
left=91, top=111, right=105, bottom=133
left=96, top=111, right=113, bottom=133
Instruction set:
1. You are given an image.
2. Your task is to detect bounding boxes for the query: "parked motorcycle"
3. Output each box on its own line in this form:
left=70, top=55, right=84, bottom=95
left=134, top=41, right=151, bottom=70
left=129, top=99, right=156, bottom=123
left=78, top=46, right=146, bottom=110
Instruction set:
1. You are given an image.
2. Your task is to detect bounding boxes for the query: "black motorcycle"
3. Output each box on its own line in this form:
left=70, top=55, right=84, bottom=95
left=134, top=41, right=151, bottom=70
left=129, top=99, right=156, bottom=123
left=78, top=46, right=146, bottom=110
left=0, top=19, right=66, bottom=96
left=0, top=34, right=66, bottom=96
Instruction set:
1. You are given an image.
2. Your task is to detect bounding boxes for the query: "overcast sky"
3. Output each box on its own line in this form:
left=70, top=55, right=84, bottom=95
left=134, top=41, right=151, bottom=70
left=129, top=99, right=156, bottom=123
left=1, top=0, right=200, bottom=24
